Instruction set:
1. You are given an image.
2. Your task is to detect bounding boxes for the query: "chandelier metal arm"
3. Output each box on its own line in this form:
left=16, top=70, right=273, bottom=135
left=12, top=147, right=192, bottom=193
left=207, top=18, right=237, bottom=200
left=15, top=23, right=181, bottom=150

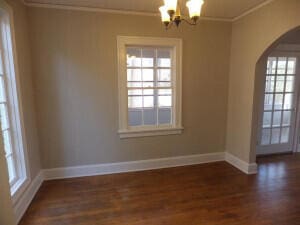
left=165, top=21, right=174, bottom=30
left=181, top=17, right=197, bottom=26
left=164, top=16, right=197, bottom=30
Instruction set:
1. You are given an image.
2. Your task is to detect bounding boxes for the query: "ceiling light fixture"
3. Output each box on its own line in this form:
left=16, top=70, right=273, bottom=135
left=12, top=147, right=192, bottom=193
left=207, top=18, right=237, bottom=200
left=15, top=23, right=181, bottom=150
left=159, top=0, right=204, bottom=29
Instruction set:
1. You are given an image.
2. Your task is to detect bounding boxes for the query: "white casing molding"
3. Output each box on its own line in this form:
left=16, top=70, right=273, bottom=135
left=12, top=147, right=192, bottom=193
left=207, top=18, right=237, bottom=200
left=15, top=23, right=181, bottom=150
left=225, top=152, right=258, bottom=175
left=14, top=171, right=44, bottom=224
left=43, top=152, right=226, bottom=180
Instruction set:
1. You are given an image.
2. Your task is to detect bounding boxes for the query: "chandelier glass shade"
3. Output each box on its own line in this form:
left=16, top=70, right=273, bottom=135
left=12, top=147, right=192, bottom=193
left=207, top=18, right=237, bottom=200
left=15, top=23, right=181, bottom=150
left=159, top=0, right=204, bottom=29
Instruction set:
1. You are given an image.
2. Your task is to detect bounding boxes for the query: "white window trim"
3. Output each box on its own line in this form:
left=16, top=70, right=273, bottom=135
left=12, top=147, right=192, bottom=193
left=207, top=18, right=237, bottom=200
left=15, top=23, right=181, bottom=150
left=0, top=1, right=31, bottom=204
left=117, top=36, right=183, bottom=138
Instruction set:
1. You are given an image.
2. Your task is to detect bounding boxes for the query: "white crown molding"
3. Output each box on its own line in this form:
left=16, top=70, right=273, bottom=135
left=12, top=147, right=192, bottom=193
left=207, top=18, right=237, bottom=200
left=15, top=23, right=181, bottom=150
left=232, top=0, right=275, bottom=22
left=21, top=0, right=275, bottom=22
left=13, top=171, right=44, bottom=224
left=22, top=1, right=232, bottom=22
left=24, top=2, right=160, bottom=17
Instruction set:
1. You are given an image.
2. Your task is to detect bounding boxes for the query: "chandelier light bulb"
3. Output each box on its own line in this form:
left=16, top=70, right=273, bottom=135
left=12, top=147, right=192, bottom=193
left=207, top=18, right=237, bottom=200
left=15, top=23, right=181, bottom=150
left=164, top=0, right=178, bottom=13
left=159, top=5, right=171, bottom=25
left=186, top=0, right=204, bottom=19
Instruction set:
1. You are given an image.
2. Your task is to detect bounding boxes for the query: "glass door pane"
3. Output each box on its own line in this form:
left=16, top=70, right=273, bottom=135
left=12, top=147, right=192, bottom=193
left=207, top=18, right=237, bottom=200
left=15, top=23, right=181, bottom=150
left=260, top=56, right=297, bottom=151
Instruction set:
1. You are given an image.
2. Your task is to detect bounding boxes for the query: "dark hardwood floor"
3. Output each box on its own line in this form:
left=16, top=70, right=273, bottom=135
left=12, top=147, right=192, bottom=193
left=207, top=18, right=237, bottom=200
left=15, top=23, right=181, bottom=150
left=20, top=154, right=300, bottom=225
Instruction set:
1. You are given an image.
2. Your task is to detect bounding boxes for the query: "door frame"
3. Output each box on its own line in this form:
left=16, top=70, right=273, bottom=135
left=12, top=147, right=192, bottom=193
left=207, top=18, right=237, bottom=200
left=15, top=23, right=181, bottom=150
left=257, top=47, right=300, bottom=155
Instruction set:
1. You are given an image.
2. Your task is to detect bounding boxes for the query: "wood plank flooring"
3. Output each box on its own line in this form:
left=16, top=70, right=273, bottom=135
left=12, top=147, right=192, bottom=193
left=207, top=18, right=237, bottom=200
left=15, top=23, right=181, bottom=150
left=19, top=154, right=300, bottom=225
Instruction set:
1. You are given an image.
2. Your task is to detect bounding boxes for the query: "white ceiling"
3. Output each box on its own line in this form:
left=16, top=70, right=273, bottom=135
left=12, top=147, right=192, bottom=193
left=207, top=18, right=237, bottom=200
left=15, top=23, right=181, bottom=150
left=24, top=0, right=271, bottom=20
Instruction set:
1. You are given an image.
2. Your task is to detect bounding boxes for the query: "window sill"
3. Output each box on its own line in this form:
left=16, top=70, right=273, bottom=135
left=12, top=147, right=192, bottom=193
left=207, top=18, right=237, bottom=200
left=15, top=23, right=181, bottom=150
left=118, top=127, right=184, bottom=138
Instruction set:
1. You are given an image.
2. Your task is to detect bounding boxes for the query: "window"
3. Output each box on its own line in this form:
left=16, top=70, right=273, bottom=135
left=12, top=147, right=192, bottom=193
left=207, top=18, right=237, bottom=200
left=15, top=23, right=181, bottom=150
left=0, top=3, right=29, bottom=200
left=117, top=36, right=183, bottom=138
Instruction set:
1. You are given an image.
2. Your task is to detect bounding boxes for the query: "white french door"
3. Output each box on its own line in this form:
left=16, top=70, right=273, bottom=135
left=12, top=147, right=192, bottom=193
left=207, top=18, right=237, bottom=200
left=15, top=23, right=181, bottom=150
left=257, top=54, right=300, bottom=155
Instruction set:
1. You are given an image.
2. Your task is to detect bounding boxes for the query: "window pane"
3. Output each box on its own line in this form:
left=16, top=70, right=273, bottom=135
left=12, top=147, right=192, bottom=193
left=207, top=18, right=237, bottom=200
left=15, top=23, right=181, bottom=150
left=267, top=57, right=277, bottom=74
left=281, top=127, right=290, bottom=143
left=128, top=96, right=142, bottom=108
left=261, top=128, right=271, bottom=145
left=158, top=89, right=172, bottom=95
left=0, top=76, right=6, bottom=102
left=125, top=46, right=174, bottom=128
left=127, top=69, right=141, bottom=81
left=274, top=94, right=283, bottom=110
left=287, top=58, right=296, bottom=74
left=275, top=76, right=285, bottom=92
left=0, top=51, right=3, bottom=75
left=143, top=96, right=154, bottom=108
left=144, top=109, right=156, bottom=125
left=3, top=129, right=12, bottom=155
left=128, top=89, right=142, bottom=96
left=264, top=94, right=273, bottom=110
left=284, top=93, right=293, bottom=110
left=271, top=128, right=280, bottom=144
left=6, top=156, right=16, bottom=183
left=263, top=111, right=272, bottom=128
left=142, top=69, right=154, bottom=81
left=157, top=49, right=171, bottom=67
left=158, top=108, right=171, bottom=125
left=142, top=49, right=154, bottom=67
left=285, top=76, right=295, bottom=92
left=158, top=95, right=172, bottom=107
left=127, top=48, right=141, bottom=67
left=0, top=103, right=9, bottom=130
left=265, top=76, right=275, bottom=93
left=143, top=89, right=154, bottom=96
left=272, top=111, right=282, bottom=127
left=157, top=82, right=171, bottom=87
left=127, top=82, right=143, bottom=88
left=128, top=110, right=142, bottom=126
left=142, top=82, right=154, bottom=88
left=277, top=57, right=287, bottom=74
left=282, top=111, right=292, bottom=126
left=158, top=69, right=171, bottom=81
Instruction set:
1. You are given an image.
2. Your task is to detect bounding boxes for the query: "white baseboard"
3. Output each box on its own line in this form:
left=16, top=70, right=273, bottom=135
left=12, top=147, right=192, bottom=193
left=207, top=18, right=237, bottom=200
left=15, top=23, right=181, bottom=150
left=13, top=152, right=257, bottom=223
left=256, top=149, right=293, bottom=156
left=225, top=152, right=258, bottom=174
left=43, top=152, right=226, bottom=180
left=14, top=171, right=44, bottom=224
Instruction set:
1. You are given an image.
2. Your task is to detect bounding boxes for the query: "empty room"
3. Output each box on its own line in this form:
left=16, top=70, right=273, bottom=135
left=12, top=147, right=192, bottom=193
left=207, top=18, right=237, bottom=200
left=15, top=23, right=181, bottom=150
left=1, top=0, right=300, bottom=224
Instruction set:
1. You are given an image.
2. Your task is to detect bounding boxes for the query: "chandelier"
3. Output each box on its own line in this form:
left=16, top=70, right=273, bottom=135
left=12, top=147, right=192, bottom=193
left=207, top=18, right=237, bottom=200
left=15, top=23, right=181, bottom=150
left=159, top=0, right=204, bottom=29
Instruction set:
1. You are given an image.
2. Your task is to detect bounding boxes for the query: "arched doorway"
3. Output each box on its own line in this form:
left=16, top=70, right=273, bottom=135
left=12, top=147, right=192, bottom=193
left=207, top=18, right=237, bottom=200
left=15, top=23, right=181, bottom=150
left=253, top=27, right=300, bottom=158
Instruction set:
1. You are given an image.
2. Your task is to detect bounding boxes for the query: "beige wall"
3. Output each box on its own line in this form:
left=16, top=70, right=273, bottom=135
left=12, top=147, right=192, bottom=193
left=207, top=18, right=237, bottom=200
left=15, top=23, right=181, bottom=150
left=4, top=0, right=41, bottom=178
left=28, top=7, right=232, bottom=168
left=226, top=0, right=300, bottom=163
